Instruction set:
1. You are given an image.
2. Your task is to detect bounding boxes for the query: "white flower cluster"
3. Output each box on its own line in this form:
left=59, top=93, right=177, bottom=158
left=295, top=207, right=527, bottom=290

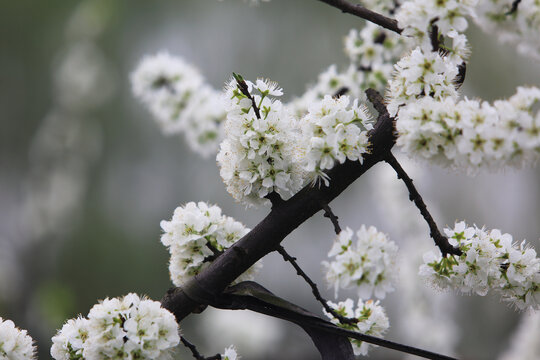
left=131, top=52, right=225, bottom=158
left=289, top=24, right=409, bottom=118
left=217, top=78, right=304, bottom=206
left=396, top=87, right=540, bottom=171
left=301, top=95, right=372, bottom=185
left=474, top=0, right=540, bottom=59
left=160, top=201, right=261, bottom=285
left=396, top=0, right=476, bottom=50
left=386, top=47, right=461, bottom=117
left=322, top=226, right=399, bottom=300
left=51, top=293, right=180, bottom=360
left=420, top=221, right=540, bottom=310
left=344, top=22, right=409, bottom=88
left=288, top=65, right=360, bottom=117
left=222, top=345, right=239, bottom=360
left=0, top=317, right=36, bottom=360
left=324, top=299, right=389, bottom=356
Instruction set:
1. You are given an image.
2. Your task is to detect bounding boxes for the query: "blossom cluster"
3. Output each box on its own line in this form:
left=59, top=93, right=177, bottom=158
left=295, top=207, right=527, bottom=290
left=474, top=0, right=540, bottom=59
left=395, top=0, right=475, bottom=51
left=344, top=22, right=409, bottom=86
left=50, top=293, right=180, bottom=360
left=160, top=201, right=261, bottom=285
left=420, top=221, right=540, bottom=310
left=396, top=87, right=540, bottom=172
left=217, top=78, right=305, bottom=206
left=131, top=52, right=225, bottom=158
left=322, top=226, right=399, bottom=300
left=386, top=47, right=462, bottom=117
left=324, top=298, right=389, bottom=356
left=288, top=64, right=360, bottom=117
left=301, top=95, right=372, bottom=185
left=0, top=317, right=36, bottom=360
left=289, top=24, right=408, bottom=117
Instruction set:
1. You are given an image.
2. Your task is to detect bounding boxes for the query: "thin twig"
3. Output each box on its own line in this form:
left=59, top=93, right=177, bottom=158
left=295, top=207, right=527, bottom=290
left=506, top=0, right=521, bottom=14
left=320, top=202, right=342, bottom=234
left=275, top=245, right=357, bottom=325
left=317, top=0, right=402, bottom=34
left=429, top=21, right=441, bottom=52
left=181, top=336, right=222, bottom=360
left=384, top=153, right=461, bottom=256
left=233, top=72, right=261, bottom=119
left=333, top=87, right=349, bottom=98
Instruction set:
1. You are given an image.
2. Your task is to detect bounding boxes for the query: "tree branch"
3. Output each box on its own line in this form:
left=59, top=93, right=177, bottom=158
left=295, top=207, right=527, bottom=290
left=181, top=336, right=221, bottom=360
left=233, top=72, right=261, bottom=119
left=316, top=0, right=402, bottom=34
left=161, top=88, right=396, bottom=321
left=210, top=281, right=458, bottom=360
left=320, top=202, right=342, bottom=234
left=384, top=153, right=461, bottom=256
left=275, top=245, right=356, bottom=325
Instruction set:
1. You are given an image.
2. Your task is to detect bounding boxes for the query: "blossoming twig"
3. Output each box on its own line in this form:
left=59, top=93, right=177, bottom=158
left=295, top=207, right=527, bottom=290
left=384, top=153, right=461, bottom=256
left=275, top=245, right=357, bottom=325
left=233, top=72, right=261, bottom=119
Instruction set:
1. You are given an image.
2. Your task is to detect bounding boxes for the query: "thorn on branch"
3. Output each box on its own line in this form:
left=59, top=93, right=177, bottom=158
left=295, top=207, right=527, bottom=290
left=320, top=202, right=342, bottom=234
left=275, top=245, right=358, bottom=325
left=385, top=153, right=461, bottom=257
left=365, top=88, right=389, bottom=118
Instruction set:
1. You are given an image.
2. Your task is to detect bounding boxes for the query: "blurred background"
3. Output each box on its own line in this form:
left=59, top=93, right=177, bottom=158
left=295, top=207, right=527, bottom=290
left=1, top=0, right=540, bottom=359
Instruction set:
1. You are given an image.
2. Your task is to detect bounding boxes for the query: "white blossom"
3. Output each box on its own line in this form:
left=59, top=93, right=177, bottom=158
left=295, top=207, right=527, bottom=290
left=420, top=221, right=540, bottom=310
left=396, top=87, right=540, bottom=172
left=51, top=294, right=180, bottom=360
left=300, top=95, right=372, bottom=185
left=474, top=0, right=540, bottom=59
left=160, top=201, right=261, bottom=285
left=217, top=77, right=305, bottom=206
left=324, top=299, right=389, bottom=356
left=323, top=226, right=399, bottom=299
left=131, top=52, right=226, bottom=158
left=0, top=317, right=36, bottom=360
left=222, top=345, right=239, bottom=360
left=387, top=47, right=461, bottom=117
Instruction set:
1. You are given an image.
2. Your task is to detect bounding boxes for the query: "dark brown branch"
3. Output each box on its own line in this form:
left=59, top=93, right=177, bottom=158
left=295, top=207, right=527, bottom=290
left=506, top=0, right=521, bottom=14
left=429, top=21, right=441, bottom=52
left=275, top=245, right=356, bottom=325
left=233, top=72, right=261, bottom=119
left=317, top=0, right=402, bottom=34
left=320, top=202, right=342, bottom=234
left=212, top=281, right=458, bottom=360
left=333, top=87, right=349, bottom=98
left=181, top=336, right=221, bottom=360
left=384, top=153, right=461, bottom=256
left=161, top=88, right=396, bottom=322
